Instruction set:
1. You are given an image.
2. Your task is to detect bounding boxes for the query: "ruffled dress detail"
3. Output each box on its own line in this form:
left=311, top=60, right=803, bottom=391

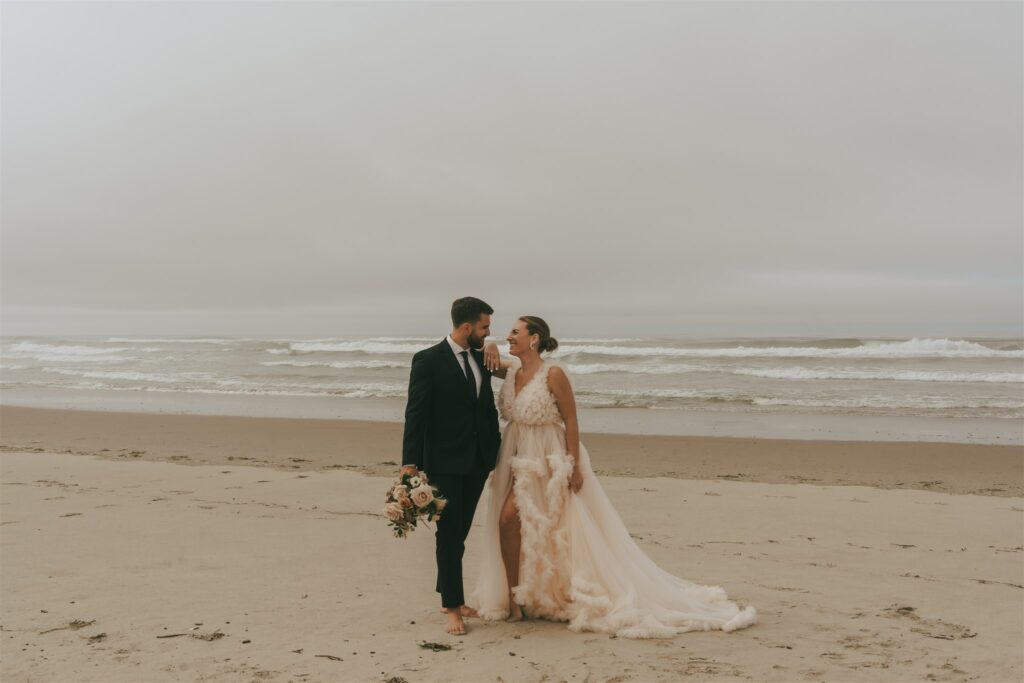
left=469, top=359, right=757, bottom=638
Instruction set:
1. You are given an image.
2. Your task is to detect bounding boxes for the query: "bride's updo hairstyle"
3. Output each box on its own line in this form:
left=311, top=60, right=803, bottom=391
left=519, top=316, right=559, bottom=354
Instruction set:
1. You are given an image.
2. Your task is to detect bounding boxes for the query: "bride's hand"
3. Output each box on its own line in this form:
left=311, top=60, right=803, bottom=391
left=483, top=341, right=501, bottom=372
left=568, top=463, right=583, bottom=493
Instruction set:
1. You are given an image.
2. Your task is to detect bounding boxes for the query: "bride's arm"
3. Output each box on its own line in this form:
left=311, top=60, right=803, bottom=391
left=548, top=366, right=583, bottom=493
left=482, top=341, right=511, bottom=379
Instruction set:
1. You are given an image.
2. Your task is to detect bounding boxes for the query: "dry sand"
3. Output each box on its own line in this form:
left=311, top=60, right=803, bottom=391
left=1, top=407, right=1022, bottom=682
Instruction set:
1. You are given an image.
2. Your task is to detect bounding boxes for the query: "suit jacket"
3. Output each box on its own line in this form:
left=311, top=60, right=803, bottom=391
left=402, top=338, right=501, bottom=476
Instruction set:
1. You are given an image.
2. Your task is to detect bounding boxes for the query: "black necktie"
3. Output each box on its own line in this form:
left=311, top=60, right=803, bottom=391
left=460, top=350, right=477, bottom=399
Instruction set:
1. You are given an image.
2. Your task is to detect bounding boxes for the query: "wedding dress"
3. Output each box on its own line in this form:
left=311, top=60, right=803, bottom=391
left=469, top=359, right=757, bottom=639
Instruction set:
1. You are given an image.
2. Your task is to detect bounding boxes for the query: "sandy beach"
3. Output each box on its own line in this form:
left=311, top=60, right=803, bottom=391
left=1, top=407, right=1022, bottom=682
left=2, top=406, right=1022, bottom=497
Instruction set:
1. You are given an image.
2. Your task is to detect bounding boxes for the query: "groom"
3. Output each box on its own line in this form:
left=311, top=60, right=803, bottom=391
left=401, top=296, right=502, bottom=635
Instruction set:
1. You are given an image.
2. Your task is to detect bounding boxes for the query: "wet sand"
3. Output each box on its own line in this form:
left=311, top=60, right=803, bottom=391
left=1, top=406, right=1021, bottom=497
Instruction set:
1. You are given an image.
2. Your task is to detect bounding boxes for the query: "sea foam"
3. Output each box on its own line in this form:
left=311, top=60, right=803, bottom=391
left=556, top=338, right=1022, bottom=359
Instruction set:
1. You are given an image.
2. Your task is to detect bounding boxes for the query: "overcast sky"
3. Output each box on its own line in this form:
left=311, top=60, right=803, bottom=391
left=2, top=1, right=1021, bottom=339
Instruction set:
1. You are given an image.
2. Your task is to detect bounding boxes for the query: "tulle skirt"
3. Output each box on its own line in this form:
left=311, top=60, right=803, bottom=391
left=468, top=420, right=757, bottom=639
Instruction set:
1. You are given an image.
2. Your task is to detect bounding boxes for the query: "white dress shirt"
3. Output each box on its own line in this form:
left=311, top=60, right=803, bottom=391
left=446, top=334, right=482, bottom=396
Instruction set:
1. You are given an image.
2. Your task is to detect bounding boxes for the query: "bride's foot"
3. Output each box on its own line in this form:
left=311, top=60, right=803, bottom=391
left=507, top=598, right=525, bottom=622
left=444, top=608, right=467, bottom=635
left=438, top=605, right=478, bottom=618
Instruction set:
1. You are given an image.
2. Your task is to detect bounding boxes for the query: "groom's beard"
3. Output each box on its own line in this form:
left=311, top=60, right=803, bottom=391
left=467, top=333, right=486, bottom=350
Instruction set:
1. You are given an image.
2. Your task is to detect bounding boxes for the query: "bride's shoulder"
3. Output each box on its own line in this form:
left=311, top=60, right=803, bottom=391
left=543, top=360, right=572, bottom=386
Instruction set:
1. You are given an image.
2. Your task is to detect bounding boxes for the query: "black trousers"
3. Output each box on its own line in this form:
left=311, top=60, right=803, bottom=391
left=429, top=450, right=489, bottom=609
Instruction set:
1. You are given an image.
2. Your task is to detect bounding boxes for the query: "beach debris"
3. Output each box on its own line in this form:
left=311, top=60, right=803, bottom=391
left=315, top=653, right=343, bottom=661
left=88, top=633, right=107, bottom=642
left=892, top=543, right=916, bottom=549
left=385, top=677, right=409, bottom=683
left=40, top=619, right=95, bottom=635
left=418, top=641, right=452, bottom=652
left=291, top=648, right=303, bottom=654
left=192, top=630, right=226, bottom=641
left=158, top=627, right=226, bottom=641
left=972, top=578, right=1024, bottom=589
left=59, top=513, right=83, bottom=517
left=242, top=639, right=251, bottom=644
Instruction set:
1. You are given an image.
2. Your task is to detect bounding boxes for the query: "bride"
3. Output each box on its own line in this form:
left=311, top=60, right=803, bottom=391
left=470, top=316, right=757, bottom=638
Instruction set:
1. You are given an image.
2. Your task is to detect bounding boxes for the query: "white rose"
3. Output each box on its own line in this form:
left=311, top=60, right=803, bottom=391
left=409, top=476, right=422, bottom=487
left=410, top=484, right=434, bottom=508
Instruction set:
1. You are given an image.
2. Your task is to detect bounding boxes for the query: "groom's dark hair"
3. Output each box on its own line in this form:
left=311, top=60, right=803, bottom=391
left=451, top=297, right=494, bottom=327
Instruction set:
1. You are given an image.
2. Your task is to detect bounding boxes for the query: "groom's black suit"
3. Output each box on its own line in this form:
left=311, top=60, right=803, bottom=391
left=402, top=338, right=501, bottom=608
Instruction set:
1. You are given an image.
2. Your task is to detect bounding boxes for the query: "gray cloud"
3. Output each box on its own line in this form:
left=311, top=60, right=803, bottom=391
left=2, top=1, right=1021, bottom=337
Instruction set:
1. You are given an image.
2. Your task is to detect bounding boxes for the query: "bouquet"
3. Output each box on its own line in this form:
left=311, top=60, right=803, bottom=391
left=383, top=466, right=447, bottom=538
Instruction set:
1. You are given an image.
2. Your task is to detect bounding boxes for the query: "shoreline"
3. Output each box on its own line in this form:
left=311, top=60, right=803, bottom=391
left=2, top=386, right=1022, bottom=445
left=2, top=405, right=1021, bottom=497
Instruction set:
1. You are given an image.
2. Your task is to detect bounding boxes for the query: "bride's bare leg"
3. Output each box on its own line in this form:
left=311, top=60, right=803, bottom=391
left=499, top=484, right=524, bottom=621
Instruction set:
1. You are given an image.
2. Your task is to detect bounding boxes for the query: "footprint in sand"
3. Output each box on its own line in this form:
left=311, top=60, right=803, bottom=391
left=924, top=658, right=973, bottom=682
left=881, top=605, right=977, bottom=640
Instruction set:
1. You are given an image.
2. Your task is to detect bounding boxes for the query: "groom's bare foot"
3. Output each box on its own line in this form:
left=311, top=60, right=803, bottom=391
left=444, top=608, right=467, bottom=635
left=438, top=605, right=478, bottom=618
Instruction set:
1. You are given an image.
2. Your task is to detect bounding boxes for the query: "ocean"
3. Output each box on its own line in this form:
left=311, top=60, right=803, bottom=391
left=2, top=336, right=1022, bottom=444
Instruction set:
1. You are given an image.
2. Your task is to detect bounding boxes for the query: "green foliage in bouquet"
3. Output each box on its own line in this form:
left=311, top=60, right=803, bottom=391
left=383, top=467, right=448, bottom=538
